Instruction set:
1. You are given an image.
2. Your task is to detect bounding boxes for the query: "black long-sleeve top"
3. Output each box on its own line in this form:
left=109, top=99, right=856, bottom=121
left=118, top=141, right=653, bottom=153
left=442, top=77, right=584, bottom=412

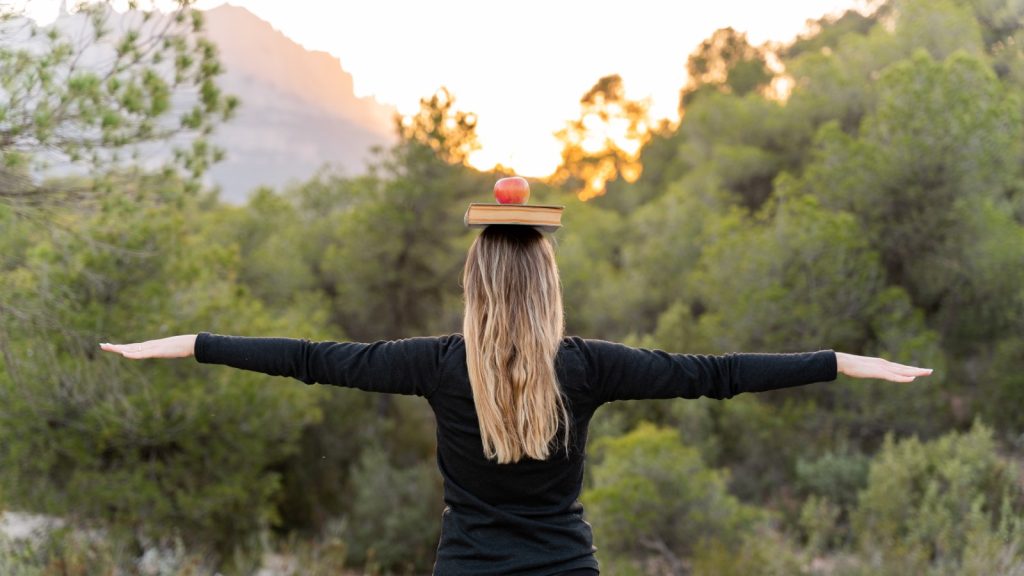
left=194, top=332, right=837, bottom=576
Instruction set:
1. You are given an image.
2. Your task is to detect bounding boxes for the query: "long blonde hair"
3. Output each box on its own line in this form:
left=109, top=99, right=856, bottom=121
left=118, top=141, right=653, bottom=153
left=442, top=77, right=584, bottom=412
left=463, top=225, right=569, bottom=464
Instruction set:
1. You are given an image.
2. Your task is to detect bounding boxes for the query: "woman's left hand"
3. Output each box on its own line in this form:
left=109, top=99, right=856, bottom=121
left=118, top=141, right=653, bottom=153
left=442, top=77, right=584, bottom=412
left=835, top=351, right=933, bottom=383
left=99, top=335, right=197, bottom=360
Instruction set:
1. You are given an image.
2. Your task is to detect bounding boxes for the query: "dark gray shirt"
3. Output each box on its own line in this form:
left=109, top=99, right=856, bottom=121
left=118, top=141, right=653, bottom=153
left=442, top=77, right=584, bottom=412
left=194, top=332, right=837, bottom=575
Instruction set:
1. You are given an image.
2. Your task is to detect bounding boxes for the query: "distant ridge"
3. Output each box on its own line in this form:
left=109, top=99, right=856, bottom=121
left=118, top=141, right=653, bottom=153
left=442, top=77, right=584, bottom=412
left=14, top=5, right=396, bottom=203
left=203, top=4, right=397, bottom=202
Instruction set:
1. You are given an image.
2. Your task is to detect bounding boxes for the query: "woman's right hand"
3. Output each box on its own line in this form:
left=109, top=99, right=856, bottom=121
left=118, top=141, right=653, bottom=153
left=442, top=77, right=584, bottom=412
left=835, top=351, right=933, bottom=383
left=99, top=335, right=197, bottom=360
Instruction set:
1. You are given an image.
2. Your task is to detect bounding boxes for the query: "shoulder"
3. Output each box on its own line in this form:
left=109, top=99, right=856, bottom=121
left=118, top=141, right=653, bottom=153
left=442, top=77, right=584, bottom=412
left=426, top=334, right=465, bottom=365
left=383, top=333, right=463, bottom=348
left=395, top=333, right=464, bottom=358
left=561, top=336, right=636, bottom=362
left=440, top=333, right=464, bottom=350
left=365, top=334, right=464, bottom=372
left=559, top=335, right=635, bottom=376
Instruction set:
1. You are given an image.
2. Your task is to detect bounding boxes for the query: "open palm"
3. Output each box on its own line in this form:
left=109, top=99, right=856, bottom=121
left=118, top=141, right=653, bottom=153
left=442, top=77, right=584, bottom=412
left=836, top=352, right=932, bottom=383
left=99, top=335, right=197, bottom=359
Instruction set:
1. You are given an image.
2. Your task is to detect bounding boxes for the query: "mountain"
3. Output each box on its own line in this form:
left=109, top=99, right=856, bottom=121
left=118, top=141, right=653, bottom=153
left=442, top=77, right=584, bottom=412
left=13, top=4, right=396, bottom=203
left=202, top=4, right=397, bottom=202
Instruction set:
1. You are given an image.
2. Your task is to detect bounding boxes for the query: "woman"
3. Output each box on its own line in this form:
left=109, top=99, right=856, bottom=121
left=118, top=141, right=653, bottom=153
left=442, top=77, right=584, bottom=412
left=100, top=224, right=932, bottom=575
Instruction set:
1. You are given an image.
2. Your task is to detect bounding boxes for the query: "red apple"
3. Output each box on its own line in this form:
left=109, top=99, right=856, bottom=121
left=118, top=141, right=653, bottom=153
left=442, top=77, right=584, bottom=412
left=493, top=176, right=530, bottom=204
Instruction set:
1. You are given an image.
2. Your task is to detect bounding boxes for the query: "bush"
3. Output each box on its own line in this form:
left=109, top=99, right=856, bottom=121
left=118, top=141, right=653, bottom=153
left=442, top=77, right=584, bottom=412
left=342, top=445, right=443, bottom=573
left=851, top=420, right=1024, bottom=573
left=583, top=423, right=762, bottom=573
left=795, top=448, right=869, bottom=548
left=692, top=526, right=808, bottom=576
left=0, top=524, right=218, bottom=576
left=980, top=337, right=1024, bottom=436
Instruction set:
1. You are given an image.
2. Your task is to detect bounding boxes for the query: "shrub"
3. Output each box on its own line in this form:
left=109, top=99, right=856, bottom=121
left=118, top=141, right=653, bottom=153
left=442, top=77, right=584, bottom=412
left=851, top=421, right=1024, bottom=573
left=583, top=423, right=762, bottom=573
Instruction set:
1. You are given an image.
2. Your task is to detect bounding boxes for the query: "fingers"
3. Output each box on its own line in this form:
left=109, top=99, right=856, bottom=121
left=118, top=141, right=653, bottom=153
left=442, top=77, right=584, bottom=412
left=883, top=360, right=933, bottom=377
left=99, top=341, right=152, bottom=359
left=878, top=359, right=933, bottom=383
left=838, top=353, right=935, bottom=382
left=99, top=335, right=195, bottom=360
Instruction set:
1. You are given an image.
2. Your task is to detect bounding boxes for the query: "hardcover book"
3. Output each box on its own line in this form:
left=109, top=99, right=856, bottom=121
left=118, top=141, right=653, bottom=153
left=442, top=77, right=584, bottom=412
left=464, top=203, right=564, bottom=233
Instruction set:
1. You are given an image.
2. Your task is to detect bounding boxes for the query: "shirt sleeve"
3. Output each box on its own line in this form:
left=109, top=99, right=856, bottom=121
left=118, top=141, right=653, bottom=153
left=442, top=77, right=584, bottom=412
left=576, top=338, right=838, bottom=403
left=193, top=332, right=451, bottom=398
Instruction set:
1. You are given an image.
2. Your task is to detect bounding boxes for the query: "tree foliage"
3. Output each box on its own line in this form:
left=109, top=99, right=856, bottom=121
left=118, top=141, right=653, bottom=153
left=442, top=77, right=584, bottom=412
left=0, top=178, right=322, bottom=554
left=554, top=74, right=652, bottom=202
left=681, top=27, right=772, bottom=108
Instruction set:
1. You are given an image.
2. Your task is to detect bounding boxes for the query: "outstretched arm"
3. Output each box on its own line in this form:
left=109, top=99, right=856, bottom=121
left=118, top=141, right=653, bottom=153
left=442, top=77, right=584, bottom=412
left=575, top=339, right=933, bottom=404
left=100, top=332, right=451, bottom=397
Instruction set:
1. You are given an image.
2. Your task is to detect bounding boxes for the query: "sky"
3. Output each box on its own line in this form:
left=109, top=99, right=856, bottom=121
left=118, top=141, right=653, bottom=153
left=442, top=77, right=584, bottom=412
left=17, top=0, right=864, bottom=176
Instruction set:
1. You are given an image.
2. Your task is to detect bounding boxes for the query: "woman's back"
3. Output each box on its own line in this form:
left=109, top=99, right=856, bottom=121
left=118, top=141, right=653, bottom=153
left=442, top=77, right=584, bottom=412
left=429, top=335, right=598, bottom=575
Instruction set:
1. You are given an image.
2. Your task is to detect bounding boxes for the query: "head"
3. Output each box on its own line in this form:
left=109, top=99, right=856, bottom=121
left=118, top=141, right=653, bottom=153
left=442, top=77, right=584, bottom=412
left=462, top=225, right=568, bottom=464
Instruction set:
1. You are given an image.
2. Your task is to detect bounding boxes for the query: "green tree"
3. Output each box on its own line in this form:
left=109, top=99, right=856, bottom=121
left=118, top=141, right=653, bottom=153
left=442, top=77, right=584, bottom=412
left=614, top=181, right=723, bottom=338
left=687, top=194, right=886, bottom=353
left=780, top=0, right=989, bottom=148
left=783, top=9, right=879, bottom=59
left=398, top=87, right=480, bottom=166
left=626, top=192, right=947, bottom=500
left=554, top=74, right=652, bottom=203
left=801, top=51, right=1023, bottom=352
left=680, top=27, right=772, bottom=109
left=633, top=85, right=809, bottom=216
left=184, top=183, right=371, bottom=533
left=978, top=337, right=1024, bottom=436
left=0, top=180, right=322, bottom=557
left=556, top=197, right=633, bottom=339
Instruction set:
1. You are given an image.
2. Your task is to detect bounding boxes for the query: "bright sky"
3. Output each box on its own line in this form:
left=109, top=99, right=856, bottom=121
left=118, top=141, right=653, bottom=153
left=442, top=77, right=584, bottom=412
left=18, top=0, right=862, bottom=176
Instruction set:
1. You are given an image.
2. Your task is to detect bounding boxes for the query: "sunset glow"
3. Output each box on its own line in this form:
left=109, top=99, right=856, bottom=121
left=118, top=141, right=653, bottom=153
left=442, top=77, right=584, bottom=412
left=18, top=0, right=863, bottom=177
